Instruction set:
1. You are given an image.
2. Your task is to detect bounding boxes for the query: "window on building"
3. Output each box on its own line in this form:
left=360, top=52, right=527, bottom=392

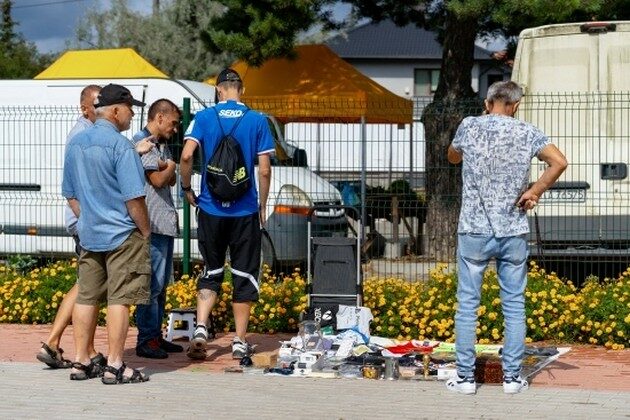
left=414, top=69, right=440, bottom=96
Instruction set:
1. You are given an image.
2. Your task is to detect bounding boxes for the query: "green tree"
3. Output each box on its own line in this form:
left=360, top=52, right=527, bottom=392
left=73, top=0, right=229, bottom=81
left=0, top=0, right=52, bottom=78
left=203, top=0, right=630, bottom=259
left=203, top=0, right=346, bottom=67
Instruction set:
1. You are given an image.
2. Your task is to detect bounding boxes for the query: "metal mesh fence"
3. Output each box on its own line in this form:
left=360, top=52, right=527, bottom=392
left=519, top=93, right=630, bottom=284
left=1, top=94, right=629, bottom=285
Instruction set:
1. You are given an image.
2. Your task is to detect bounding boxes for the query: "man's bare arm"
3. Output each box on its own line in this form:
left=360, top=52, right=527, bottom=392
left=257, top=153, right=272, bottom=226
left=67, top=198, right=80, bottom=218
left=179, top=139, right=198, bottom=206
left=126, top=196, right=151, bottom=238
left=447, top=145, right=463, bottom=164
left=517, top=144, right=568, bottom=210
left=146, top=160, right=176, bottom=189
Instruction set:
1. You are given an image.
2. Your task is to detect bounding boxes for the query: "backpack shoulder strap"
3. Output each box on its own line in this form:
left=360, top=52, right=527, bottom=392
left=228, top=109, right=249, bottom=136
left=212, top=107, right=249, bottom=138
left=211, top=107, right=226, bottom=137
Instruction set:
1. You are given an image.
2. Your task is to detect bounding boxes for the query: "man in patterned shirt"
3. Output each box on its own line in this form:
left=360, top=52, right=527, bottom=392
left=446, top=81, right=567, bottom=395
left=133, top=99, right=183, bottom=359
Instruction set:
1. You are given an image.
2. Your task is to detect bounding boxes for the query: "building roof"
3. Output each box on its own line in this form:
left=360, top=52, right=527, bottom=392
left=327, top=20, right=493, bottom=61
left=35, top=48, right=168, bottom=79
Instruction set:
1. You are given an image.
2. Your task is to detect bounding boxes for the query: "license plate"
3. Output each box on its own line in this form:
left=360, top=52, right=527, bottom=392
left=541, top=188, right=586, bottom=203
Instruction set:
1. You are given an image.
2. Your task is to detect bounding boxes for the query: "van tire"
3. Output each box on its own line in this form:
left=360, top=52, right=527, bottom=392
left=260, top=228, right=277, bottom=273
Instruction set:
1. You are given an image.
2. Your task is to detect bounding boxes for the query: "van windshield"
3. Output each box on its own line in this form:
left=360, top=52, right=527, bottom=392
left=266, top=118, right=307, bottom=167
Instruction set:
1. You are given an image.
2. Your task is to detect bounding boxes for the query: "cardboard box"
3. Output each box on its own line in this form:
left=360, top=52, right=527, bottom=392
left=251, top=352, right=279, bottom=368
left=475, top=356, right=503, bottom=383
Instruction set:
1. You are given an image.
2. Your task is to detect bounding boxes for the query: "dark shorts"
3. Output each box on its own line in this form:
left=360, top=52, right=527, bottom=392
left=77, top=230, right=151, bottom=306
left=197, top=210, right=261, bottom=303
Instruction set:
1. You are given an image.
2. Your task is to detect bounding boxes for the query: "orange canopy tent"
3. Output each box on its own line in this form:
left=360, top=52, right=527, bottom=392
left=208, top=44, right=412, bottom=124
left=35, top=48, right=168, bottom=79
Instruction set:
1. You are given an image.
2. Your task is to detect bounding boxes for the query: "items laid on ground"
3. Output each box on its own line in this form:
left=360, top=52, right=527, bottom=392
left=225, top=304, right=566, bottom=381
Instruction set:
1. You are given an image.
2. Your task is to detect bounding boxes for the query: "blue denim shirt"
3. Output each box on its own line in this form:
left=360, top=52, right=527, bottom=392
left=451, top=114, right=550, bottom=237
left=62, top=119, right=146, bottom=251
left=64, top=116, right=93, bottom=236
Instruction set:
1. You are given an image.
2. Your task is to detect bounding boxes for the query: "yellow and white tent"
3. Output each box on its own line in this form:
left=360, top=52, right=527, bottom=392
left=35, top=48, right=168, bottom=79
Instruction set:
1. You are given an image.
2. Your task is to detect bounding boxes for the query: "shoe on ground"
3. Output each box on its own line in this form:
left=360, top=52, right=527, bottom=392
left=232, top=337, right=254, bottom=359
left=503, top=375, right=529, bottom=394
left=159, top=337, right=184, bottom=353
left=89, top=352, right=108, bottom=377
left=37, top=343, right=72, bottom=369
left=187, top=326, right=208, bottom=360
left=446, top=375, right=477, bottom=395
left=136, top=338, right=168, bottom=359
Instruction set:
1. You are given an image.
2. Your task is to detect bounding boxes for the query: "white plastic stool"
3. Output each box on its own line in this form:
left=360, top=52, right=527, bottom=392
left=165, top=308, right=197, bottom=342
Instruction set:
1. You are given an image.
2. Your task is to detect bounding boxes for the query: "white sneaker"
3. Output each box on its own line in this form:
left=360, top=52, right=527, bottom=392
left=231, top=337, right=254, bottom=359
left=446, top=375, right=477, bottom=395
left=186, top=326, right=208, bottom=360
left=503, top=375, right=529, bottom=394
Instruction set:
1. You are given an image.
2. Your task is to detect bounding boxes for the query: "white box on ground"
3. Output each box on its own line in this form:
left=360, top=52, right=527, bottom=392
left=437, top=367, right=457, bottom=381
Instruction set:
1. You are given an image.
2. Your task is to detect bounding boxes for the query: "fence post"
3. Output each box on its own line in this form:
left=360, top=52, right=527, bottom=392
left=182, top=98, right=191, bottom=276
left=360, top=115, right=367, bottom=241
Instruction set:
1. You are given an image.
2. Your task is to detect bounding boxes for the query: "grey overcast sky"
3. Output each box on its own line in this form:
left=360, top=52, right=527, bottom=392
left=12, top=0, right=151, bottom=53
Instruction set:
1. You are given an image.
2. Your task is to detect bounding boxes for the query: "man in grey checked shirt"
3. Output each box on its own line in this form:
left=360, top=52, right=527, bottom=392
left=132, top=99, right=184, bottom=359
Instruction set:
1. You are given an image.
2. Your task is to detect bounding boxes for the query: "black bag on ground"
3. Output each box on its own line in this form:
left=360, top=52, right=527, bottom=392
left=303, top=303, right=339, bottom=331
left=206, top=108, right=250, bottom=202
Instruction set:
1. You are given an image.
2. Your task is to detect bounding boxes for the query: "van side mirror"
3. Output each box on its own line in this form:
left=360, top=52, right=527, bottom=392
left=292, top=148, right=308, bottom=167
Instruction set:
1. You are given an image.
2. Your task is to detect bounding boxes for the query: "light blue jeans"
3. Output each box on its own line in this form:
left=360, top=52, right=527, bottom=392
left=135, top=233, right=174, bottom=346
left=455, top=233, right=528, bottom=379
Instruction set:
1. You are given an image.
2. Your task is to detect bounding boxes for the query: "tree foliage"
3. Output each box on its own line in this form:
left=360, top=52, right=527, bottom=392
left=0, top=0, right=52, bottom=78
left=73, top=0, right=229, bottom=80
left=203, top=0, right=348, bottom=67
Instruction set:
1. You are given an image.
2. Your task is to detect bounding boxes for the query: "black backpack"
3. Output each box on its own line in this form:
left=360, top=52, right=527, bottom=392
left=205, top=108, right=250, bottom=202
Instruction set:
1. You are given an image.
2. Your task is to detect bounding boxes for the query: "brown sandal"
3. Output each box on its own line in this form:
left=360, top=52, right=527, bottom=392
left=36, top=342, right=72, bottom=369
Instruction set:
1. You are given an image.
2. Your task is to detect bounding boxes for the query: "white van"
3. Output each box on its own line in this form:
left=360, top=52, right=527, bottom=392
left=0, top=78, right=344, bottom=265
left=511, top=21, right=630, bottom=255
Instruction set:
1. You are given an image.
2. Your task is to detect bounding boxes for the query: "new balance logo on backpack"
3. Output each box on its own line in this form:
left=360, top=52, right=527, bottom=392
left=206, top=108, right=250, bottom=202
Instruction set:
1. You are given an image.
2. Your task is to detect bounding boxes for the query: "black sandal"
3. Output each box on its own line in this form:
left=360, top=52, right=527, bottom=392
left=91, top=352, right=107, bottom=366
left=36, top=343, right=72, bottom=369
left=101, top=363, right=149, bottom=385
left=69, top=361, right=101, bottom=380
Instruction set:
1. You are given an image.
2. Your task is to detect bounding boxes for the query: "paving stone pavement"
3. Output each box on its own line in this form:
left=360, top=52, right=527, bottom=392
left=1, top=324, right=629, bottom=419
left=0, top=362, right=629, bottom=420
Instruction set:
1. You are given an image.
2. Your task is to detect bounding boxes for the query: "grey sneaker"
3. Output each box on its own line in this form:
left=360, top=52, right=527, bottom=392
left=186, top=326, right=208, bottom=360
left=231, top=337, right=254, bottom=359
left=503, top=375, right=529, bottom=394
left=446, top=375, right=477, bottom=395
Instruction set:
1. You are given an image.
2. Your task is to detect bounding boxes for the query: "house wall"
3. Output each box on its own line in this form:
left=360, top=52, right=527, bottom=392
left=347, top=59, right=441, bottom=98
left=344, top=58, right=509, bottom=98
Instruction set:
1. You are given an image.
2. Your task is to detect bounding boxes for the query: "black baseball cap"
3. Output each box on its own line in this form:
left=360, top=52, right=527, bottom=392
left=216, top=68, right=242, bottom=85
left=94, top=84, right=145, bottom=108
